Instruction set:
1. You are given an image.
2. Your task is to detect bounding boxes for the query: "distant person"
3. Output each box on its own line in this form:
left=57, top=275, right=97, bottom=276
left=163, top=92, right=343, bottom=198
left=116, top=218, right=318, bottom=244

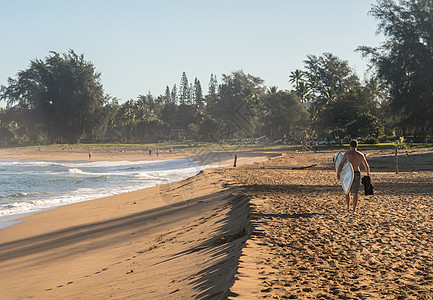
left=337, top=140, right=370, bottom=214
left=149, top=149, right=152, bottom=156
left=88, top=150, right=92, bottom=160
left=156, top=149, right=159, bottom=157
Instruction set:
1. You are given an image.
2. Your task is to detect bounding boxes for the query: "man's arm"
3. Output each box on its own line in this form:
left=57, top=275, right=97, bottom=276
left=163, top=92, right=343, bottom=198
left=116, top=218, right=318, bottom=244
left=336, top=153, right=347, bottom=179
left=362, top=154, right=370, bottom=176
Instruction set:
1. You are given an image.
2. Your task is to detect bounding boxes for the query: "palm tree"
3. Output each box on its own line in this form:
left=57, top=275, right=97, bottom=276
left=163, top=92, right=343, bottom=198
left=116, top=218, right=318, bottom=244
left=267, top=86, right=278, bottom=94
left=297, top=81, right=312, bottom=103
left=289, top=70, right=312, bottom=103
left=289, top=69, right=304, bottom=90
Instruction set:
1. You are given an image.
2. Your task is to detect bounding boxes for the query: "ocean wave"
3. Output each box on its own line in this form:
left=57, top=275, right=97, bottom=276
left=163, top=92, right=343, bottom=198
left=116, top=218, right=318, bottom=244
left=0, top=160, right=58, bottom=167
left=0, top=185, right=150, bottom=216
left=0, top=192, right=30, bottom=199
left=67, top=168, right=139, bottom=178
left=68, top=168, right=85, bottom=174
left=0, top=158, right=217, bottom=227
left=9, top=192, right=31, bottom=198
left=133, top=172, right=169, bottom=181
left=60, top=160, right=161, bottom=169
left=0, top=191, right=49, bottom=200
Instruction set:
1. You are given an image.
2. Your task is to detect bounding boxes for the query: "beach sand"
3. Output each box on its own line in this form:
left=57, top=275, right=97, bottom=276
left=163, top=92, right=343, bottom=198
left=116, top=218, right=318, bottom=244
left=0, top=145, right=275, bottom=165
left=1, top=147, right=433, bottom=299
left=227, top=149, right=433, bottom=299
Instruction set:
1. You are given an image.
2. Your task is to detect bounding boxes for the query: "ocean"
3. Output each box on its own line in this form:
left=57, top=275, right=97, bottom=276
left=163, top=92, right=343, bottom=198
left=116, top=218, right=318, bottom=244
left=0, top=158, right=215, bottom=229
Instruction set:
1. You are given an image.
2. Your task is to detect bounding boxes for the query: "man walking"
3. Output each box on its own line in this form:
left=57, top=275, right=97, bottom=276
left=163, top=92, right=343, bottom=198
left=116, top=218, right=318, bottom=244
left=337, top=140, right=370, bottom=214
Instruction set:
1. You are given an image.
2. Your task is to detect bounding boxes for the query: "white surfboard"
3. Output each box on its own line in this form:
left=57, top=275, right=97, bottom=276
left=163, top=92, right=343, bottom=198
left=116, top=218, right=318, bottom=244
left=334, top=152, right=354, bottom=194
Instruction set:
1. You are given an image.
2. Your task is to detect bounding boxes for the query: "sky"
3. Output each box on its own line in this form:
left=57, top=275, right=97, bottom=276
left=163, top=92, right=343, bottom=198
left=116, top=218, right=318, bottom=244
left=0, top=0, right=384, bottom=105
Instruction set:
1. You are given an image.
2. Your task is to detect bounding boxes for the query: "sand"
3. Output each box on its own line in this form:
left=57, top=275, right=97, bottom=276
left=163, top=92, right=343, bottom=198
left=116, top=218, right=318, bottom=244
left=0, top=145, right=276, bottom=165
left=227, top=149, right=433, bottom=299
left=1, top=146, right=433, bottom=299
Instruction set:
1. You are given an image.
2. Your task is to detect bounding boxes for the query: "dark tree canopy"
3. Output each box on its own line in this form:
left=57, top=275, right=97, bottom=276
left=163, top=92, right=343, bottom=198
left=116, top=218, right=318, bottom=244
left=212, top=70, right=265, bottom=138
left=359, top=0, right=433, bottom=136
left=291, top=53, right=370, bottom=138
left=0, top=50, right=106, bottom=143
left=262, top=90, right=309, bottom=138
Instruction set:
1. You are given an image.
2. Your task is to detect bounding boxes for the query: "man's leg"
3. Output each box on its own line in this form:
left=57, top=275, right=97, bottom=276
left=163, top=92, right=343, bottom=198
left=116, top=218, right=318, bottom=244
left=352, top=193, right=358, bottom=213
left=351, top=172, right=361, bottom=214
left=345, top=193, right=351, bottom=212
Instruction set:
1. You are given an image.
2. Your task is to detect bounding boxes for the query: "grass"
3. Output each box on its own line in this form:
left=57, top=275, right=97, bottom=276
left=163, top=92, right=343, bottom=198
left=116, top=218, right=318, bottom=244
left=3, top=142, right=433, bottom=153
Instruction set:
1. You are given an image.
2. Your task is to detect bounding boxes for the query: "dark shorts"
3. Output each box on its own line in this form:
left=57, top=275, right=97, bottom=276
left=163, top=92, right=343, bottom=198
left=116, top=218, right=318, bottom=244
left=350, top=171, right=361, bottom=194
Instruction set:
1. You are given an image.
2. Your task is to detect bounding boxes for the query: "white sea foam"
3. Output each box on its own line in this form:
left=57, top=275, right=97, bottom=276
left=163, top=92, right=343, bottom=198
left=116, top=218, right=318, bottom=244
left=0, top=158, right=217, bottom=229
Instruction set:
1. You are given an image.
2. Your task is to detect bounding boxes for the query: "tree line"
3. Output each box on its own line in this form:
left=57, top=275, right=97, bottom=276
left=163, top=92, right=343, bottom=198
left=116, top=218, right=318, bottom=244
left=1, top=0, right=432, bottom=145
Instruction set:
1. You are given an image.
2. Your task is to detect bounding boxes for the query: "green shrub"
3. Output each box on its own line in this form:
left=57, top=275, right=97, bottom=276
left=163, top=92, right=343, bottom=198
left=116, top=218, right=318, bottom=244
left=378, top=135, right=398, bottom=143
left=394, top=136, right=410, bottom=149
left=364, top=137, right=378, bottom=144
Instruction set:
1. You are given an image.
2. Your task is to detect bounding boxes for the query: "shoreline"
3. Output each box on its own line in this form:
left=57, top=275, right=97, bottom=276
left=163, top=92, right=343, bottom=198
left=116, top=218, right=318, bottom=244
left=0, top=168, right=249, bottom=299
left=0, top=145, right=281, bottom=163
left=0, top=148, right=279, bottom=230
left=0, top=147, right=275, bottom=299
left=0, top=157, right=214, bottom=230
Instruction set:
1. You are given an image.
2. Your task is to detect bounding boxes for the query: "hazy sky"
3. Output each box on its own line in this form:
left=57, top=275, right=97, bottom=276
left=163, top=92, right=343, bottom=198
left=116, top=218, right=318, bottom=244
left=1, top=0, right=384, bottom=104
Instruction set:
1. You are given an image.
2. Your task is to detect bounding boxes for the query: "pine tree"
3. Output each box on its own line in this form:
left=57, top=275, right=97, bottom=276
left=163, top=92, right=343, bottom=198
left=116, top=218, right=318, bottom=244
left=188, top=83, right=194, bottom=105
left=194, top=78, right=204, bottom=123
left=165, top=86, right=171, bottom=104
left=179, top=72, right=189, bottom=105
left=206, top=73, right=218, bottom=114
left=194, top=78, right=203, bottom=107
left=208, top=73, right=218, bottom=96
left=171, top=84, right=178, bottom=105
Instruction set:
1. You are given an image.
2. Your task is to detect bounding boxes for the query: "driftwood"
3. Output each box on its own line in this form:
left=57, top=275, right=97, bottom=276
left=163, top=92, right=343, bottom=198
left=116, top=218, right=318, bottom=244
left=290, top=164, right=317, bottom=170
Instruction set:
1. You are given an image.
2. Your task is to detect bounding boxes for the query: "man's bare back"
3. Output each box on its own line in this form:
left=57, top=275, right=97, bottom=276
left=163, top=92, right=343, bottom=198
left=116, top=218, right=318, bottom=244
left=343, top=149, right=370, bottom=175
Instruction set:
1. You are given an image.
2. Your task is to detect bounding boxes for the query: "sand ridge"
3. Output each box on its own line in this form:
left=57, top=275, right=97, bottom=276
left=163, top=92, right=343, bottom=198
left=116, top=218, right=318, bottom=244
left=0, top=168, right=250, bottom=299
